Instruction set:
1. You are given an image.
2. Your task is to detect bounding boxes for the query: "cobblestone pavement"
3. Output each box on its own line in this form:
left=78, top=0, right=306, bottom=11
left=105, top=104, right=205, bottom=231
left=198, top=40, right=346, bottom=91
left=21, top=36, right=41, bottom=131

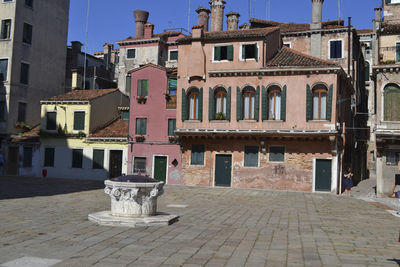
left=0, top=176, right=400, bottom=267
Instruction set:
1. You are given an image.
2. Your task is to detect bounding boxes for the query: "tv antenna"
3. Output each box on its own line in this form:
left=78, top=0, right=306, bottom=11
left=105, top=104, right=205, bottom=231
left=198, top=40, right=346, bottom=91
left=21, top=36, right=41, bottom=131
left=266, top=0, right=270, bottom=20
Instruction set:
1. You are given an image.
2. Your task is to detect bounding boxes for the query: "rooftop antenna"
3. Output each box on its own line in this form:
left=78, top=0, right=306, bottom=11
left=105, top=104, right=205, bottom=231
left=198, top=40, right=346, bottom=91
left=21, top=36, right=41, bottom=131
left=338, top=0, right=342, bottom=21
left=83, top=0, right=90, bottom=90
left=266, top=0, right=270, bottom=20
left=187, top=0, right=191, bottom=32
left=248, top=0, right=251, bottom=19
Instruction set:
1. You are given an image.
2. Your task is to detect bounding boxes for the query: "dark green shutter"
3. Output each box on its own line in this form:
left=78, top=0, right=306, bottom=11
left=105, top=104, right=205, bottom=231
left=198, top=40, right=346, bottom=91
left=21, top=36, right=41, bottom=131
left=226, top=87, right=231, bottom=121
left=143, top=80, right=149, bottom=96
left=262, top=86, right=267, bottom=121
left=198, top=88, right=203, bottom=121
left=72, top=149, right=83, bottom=168
left=137, top=79, right=142, bottom=96
left=254, top=44, right=258, bottom=60
left=182, top=88, right=187, bottom=121
left=255, top=86, right=260, bottom=121
left=306, top=84, right=312, bottom=121
left=242, top=45, right=246, bottom=60
left=227, top=45, right=234, bottom=61
left=236, top=86, right=242, bottom=121
left=326, top=84, right=333, bottom=121
left=126, top=75, right=131, bottom=95
left=93, top=149, right=104, bottom=169
left=74, top=112, right=85, bottom=130
left=214, top=46, right=221, bottom=61
left=281, top=85, right=287, bottom=121
left=168, top=119, right=176, bottom=136
left=209, top=87, right=215, bottom=120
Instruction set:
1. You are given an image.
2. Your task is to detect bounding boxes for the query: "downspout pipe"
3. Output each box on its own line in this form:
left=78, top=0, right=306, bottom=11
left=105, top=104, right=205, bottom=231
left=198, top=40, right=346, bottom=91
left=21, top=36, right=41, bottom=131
left=348, top=17, right=351, bottom=80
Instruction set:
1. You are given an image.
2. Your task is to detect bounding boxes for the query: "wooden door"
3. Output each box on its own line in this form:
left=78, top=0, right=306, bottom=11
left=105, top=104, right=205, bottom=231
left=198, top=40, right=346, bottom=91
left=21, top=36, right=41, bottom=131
left=109, top=150, right=122, bottom=178
left=154, top=156, right=167, bottom=182
left=315, top=159, right=332, bottom=191
left=215, top=155, right=232, bottom=187
left=7, top=147, right=18, bottom=175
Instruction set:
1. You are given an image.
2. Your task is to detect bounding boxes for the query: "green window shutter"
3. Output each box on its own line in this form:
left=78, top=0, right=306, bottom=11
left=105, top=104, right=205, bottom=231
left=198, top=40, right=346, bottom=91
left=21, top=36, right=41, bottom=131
left=44, top=148, right=55, bottom=167
left=168, top=119, right=176, bottom=136
left=198, top=87, right=203, bottom=121
left=254, top=44, right=258, bottom=60
left=73, top=111, right=85, bottom=131
left=92, top=149, right=104, bottom=169
left=126, top=75, right=131, bottom=95
left=23, top=147, right=32, bottom=167
left=306, top=84, right=312, bottom=121
left=227, top=45, right=234, bottom=61
left=72, top=149, right=83, bottom=168
left=182, top=88, right=187, bottom=121
left=236, top=86, right=242, bottom=121
left=143, top=80, right=149, bottom=96
left=281, top=85, right=287, bottom=121
left=137, top=79, right=142, bottom=96
left=209, top=87, right=215, bottom=121
left=396, top=43, right=400, bottom=62
left=262, top=86, right=267, bottom=121
left=255, top=86, right=260, bottom=121
left=214, top=46, right=221, bottom=61
left=226, top=87, right=231, bottom=121
left=242, top=45, right=246, bottom=60
left=326, top=84, right=333, bottom=121
left=135, top=118, right=147, bottom=135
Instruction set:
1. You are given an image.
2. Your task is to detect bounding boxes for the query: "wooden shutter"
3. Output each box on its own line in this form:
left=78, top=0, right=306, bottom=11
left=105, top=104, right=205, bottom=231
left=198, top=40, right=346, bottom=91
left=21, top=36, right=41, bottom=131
left=214, top=46, right=221, bottom=61
left=242, top=45, right=246, bottom=60
left=73, top=111, right=85, bottom=131
left=281, top=85, right=287, bottom=121
left=226, top=87, right=231, bottom=121
left=306, top=84, right=312, bottom=121
left=137, top=80, right=142, bottom=96
left=236, top=86, right=242, bottom=121
left=396, top=43, right=400, bottom=62
left=92, top=149, right=104, bottom=169
left=209, top=87, right=215, bottom=121
left=254, top=44, right=258, bottom=61
left=126, top=75, right=131, bottom=95
left=227, top=45, right=234, bottom=61
left=72, top=149, right=83, bottom=168
left=143, top=80, right=149, bottom=96
left=199, top=87, right=203, bottom=121
left=262, top=86, right=267, bottom=121
left=182, top=88, right=187, bottom=121
left=255, top=86, right=260, bottom=121
left=326, top=84, right=333, bottom=121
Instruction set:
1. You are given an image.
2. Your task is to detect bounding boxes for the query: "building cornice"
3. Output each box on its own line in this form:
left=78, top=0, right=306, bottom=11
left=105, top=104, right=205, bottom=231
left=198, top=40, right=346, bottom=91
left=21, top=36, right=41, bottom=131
left=208, top=66, right=342, bottom=77
left=282, top=27, right=350, bottom=38
left=176, top=128, right=338, bottom=136
left=372, top=64, right=400, bottom=73
left=117, top=37, right=162, bottom=46
left=40, top=100, right=89, bottom=105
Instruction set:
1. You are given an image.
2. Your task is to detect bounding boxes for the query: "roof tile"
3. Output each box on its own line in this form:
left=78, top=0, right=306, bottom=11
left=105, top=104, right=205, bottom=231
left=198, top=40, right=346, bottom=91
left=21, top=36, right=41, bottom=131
left=43, top=89, right=119, bottom=102
left=90, top=118, right=128, bottom=138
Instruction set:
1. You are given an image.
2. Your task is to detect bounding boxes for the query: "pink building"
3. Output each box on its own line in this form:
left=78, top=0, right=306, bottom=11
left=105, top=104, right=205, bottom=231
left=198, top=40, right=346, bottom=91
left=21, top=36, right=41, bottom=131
left=128, top=64, right=181, bottom=184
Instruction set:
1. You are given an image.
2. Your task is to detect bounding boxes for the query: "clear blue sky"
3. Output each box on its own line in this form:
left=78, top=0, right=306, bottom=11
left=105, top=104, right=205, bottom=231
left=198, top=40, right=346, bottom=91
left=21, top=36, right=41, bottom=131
left=68, top=0, right=382, bottom=54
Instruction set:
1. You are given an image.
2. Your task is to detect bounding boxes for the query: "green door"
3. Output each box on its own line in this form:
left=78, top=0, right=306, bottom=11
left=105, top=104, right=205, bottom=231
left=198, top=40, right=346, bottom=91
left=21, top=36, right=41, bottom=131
left=315, top=159, right=332, bottom=191
left=215, top=155, right=232, bottom=187
left=154, top=156, right=167, bottom=182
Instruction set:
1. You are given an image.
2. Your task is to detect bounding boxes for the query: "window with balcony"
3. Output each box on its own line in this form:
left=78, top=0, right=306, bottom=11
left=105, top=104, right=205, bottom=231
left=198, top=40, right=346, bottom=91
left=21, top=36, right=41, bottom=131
left=384, top=84, right=400, bottom=121
left=1, top=19, right=11, bottom=39
left=137, top=79, right=148, bottom=97
left=214, top=45, right=233, bottom=61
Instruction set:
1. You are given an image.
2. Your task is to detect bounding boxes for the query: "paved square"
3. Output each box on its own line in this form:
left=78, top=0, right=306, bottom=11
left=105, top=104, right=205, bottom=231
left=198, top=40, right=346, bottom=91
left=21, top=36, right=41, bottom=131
left=0, top=176, right=400, bottom=266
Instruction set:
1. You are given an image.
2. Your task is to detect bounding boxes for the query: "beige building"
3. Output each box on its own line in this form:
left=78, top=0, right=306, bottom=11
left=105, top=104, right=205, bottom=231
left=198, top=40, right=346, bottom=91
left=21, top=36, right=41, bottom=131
left=0, top=0, right=70, bottom=139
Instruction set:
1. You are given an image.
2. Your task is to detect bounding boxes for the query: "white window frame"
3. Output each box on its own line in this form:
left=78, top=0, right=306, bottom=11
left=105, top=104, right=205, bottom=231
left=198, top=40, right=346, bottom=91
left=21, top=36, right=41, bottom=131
left=72, top=110, right=86, bottom=132
left=0, top=57, right=10, bottom=82
left=168, top=49, right=178, bottom=61
left=0, top=18, right=12, bottom=40
left=328, top=39, right=344, bottom=60
left=212, top=43, right=233, bottom=63
left=132, top=156, right=147, bottom=174
left=239, top=42, right=259, bottom=61
left=283, top=42, right=291, bottom=48
left=126, top=48, right=136, bottom=59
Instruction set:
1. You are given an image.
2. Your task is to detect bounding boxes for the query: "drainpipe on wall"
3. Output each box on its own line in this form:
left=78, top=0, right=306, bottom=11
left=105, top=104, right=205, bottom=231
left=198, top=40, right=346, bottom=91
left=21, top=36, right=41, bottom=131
left=347, top=17, right=352, bottom=80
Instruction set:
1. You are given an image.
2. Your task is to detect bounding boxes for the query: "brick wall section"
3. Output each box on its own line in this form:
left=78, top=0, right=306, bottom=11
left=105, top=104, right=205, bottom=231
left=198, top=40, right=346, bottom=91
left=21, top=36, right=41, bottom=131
left=181, top=138, right=332, bottom=192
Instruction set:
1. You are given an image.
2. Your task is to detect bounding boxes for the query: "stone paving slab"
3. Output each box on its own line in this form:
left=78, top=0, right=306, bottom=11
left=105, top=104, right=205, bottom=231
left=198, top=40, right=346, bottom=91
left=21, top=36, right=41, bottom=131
left=0, top=176, right=400, bottom=266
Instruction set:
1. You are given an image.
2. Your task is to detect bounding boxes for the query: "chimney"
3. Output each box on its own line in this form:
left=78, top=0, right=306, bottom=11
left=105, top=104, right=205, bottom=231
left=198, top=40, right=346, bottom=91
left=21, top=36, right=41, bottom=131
left=311, top=0, right=324, bottom=30
left=209, top=0, right=226, bottom=32
left=134, top=9, right=149, bottom=38
left=374, top=7, right=382, bottom=24
left=239, top=23, right=250, bottom=30
left=71, top=41, right=83, bottom=52
left=144, top=23, right=154, bottom=38
left=103, top=43, right=113, bottom=70
left=226, top=12, right=240, bottom=30
left=196, top=7, right=211, bottom=32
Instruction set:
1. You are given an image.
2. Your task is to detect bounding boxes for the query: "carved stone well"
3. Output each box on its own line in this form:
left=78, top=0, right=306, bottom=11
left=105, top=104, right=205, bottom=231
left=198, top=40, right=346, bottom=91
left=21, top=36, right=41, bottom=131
left=88, top=175, right=178, bottom=227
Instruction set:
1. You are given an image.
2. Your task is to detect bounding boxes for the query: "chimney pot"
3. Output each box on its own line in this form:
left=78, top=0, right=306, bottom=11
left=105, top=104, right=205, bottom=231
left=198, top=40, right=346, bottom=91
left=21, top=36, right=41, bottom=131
left=209, top=0, right=226, bottom=32
left=311, top=0, right=324, bottom=29
left=196, top=7, right=211, bottom=32
left=144, top=22, right=154, bottom=38
left=134, top=9, right=149, bottom=38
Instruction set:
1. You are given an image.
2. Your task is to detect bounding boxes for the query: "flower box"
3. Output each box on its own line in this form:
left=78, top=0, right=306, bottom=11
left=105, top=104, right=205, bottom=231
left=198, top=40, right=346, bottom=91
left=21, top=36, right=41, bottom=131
left=135, top=135, right=145, bottom=142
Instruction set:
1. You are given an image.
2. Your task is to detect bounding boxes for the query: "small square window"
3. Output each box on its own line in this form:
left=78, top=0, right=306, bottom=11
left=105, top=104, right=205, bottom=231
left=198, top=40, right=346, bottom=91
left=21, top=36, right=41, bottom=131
left=3, top=0, right=13, bottom=2
left=22, top=23, right=32, bottom=44
left=133, top=157, right=146, bottom=173
left=72, top=149, right=83, bottom=168
left=127, top=49, right=136, bottom=59
left=191, top=144, right=205, bottom=165
left=269, top=146, right=285, bottom=162
left=23, top=147, right=32, bottom=167
left=169, top=50, right=178, bottom=61
left=20, top=62, right=29, bottom=84
left=44, top=147, right=55, bottom=167
left=25, top=0, right=33, bottom=8
left=17, top=102, right=26, bottom=122
left=386, top=151, right=400, bottom=165
left=283, top=42, right=291, bottom=48
left=121, top=111, right=129, bottom=121
left=244, top=146, right=259, bottom=167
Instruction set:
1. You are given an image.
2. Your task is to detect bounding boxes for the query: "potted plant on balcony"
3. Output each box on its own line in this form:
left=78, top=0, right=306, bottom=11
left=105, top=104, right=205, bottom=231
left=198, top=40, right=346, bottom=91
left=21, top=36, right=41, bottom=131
left=168, top=136, right=179, bottom=143
left=135, top=135, right=145, bottom=142
left=137, top=95, right=147, bottom=104
left=215, top=112, right=226, bottom=120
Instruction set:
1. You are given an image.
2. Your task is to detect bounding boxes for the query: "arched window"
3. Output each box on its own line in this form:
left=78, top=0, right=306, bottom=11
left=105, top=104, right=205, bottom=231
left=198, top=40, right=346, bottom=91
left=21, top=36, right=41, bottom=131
left=243, top=86, right=255, bottom=120
left=215, top=87, right=227, bottom=119
left=384, top=83, right=400, bottom=121
left=365, top=61, right=370, bottom=81
left=312, top=84, right=328, bottom=120
left=188, top=87, right=199, bottom=120
left=268, top=85, right=281, bottom=120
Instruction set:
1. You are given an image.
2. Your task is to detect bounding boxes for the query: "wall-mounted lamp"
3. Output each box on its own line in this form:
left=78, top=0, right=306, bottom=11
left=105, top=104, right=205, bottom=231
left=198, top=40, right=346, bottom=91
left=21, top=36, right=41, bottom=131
left=260, top=140, right=265, bottom=146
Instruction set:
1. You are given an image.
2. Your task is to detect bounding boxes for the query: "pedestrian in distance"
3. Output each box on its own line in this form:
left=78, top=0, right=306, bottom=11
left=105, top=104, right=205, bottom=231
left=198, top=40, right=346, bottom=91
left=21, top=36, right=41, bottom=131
left=343, top=167, right=354, bottom=196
